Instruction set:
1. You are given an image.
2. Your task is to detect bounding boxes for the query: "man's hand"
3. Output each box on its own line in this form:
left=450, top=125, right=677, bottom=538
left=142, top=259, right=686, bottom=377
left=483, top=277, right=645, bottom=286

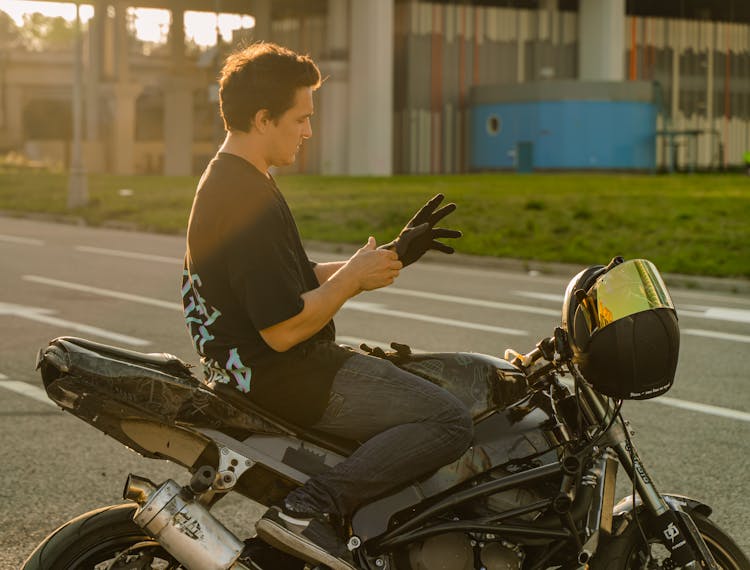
left=341, top=237, right=402, bottom=292
left=380, top=194, right=462, bottom=267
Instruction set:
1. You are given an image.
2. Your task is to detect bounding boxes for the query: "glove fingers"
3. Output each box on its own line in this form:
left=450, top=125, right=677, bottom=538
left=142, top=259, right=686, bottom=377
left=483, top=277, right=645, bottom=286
left=431, top=241, right=455, bottom=254
left=432, top=228, right=462, bottom=239
left=429, top=203, right=456, bottom=224
left=410, top=194, right=445, bottom=226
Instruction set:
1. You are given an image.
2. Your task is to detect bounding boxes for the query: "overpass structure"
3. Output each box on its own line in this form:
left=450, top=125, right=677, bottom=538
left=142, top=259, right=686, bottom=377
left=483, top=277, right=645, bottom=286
left=0, top=0, right=748, bottom=175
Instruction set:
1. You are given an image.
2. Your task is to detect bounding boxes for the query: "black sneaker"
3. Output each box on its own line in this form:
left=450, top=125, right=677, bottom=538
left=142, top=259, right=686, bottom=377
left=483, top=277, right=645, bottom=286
left=255, top=506, right=357, bottom=570
left=236, top=537, right=306, bottom=570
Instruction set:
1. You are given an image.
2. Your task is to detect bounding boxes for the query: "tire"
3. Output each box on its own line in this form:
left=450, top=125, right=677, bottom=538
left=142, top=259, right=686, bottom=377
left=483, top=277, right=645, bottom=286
left=21, top=503, right=182, bottom=570
left=591, top=512, right=750, bottom=570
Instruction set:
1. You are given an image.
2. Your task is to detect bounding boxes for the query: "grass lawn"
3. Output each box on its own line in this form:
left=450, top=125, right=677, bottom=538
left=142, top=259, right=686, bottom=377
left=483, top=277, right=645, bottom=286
left=0, top=167, right=748, bottom=278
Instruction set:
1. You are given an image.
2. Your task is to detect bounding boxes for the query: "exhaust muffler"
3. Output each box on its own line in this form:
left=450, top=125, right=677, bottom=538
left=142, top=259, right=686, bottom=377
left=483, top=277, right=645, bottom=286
left=124, top=474, right=250, bottom=570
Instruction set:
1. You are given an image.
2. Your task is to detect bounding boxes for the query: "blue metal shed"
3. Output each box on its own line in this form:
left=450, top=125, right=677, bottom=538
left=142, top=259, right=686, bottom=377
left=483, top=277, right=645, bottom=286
left=470, top=81, right=657, bottom=171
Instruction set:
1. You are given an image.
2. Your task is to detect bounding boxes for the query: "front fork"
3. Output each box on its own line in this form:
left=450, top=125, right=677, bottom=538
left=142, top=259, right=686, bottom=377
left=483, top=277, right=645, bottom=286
left=579, top=382, right=719, bottom=569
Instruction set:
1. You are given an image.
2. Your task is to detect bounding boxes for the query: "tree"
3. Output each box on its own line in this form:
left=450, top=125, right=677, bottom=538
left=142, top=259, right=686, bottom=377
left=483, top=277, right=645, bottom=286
left=0, top=11, right=22, bottom=48
left=18, top=12, right=78, bottom=51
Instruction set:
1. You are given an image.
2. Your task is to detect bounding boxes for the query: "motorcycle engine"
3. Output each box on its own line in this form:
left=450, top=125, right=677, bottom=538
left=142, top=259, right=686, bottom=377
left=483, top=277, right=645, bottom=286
left=407, top=533, right=523, bottom=570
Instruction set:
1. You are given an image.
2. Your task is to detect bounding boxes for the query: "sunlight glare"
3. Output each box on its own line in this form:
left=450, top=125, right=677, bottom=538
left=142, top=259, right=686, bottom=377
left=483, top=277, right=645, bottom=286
left=1, top=1, right=256, bottom=47
left=128, top=8, right=170, bottom=43
left=1, top=1, right=94, bottom=24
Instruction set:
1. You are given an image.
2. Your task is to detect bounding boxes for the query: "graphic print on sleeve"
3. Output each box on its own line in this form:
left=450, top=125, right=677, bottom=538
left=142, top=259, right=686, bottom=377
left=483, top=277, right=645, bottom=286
left=182, top=268, right=252, bottom=393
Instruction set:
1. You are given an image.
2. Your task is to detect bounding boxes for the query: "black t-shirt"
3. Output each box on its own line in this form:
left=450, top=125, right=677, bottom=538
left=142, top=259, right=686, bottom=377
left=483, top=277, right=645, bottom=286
left=182, top=152, right=353, bottom=426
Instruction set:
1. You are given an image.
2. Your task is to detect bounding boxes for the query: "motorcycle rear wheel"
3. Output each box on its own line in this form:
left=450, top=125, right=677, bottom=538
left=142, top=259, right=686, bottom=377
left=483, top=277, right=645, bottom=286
left=21, top=503, right=183, bottom=570
left=591, top=512, right=750, bottom=569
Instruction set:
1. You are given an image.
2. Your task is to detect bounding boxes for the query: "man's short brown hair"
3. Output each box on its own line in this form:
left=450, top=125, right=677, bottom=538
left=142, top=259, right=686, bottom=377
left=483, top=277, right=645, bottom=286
left=219, top=42, right=321, bottom=132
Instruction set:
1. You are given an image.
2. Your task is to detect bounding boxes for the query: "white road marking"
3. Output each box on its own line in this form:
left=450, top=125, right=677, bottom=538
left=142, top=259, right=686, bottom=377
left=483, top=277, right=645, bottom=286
left=673, top=290, right=750, bottom=306
left=23, top=275, right=182, bottom=311
left=513, top=291, right=564, bottom=303
left=0, top=234, right=44, bottom=246
left=0, top=372, right=7, bottom=379
left=649, top=396, right=750, bottom=423
left=344, top=301, right=527, bottom=336
left=684, top=329, right=750, bottom=344
left=679, top=306, right=750, bottom=324
left=0, top=379, right=57, bottom=408
left=381, top=288, right=559, bottom=317
left=414, top=261, right=570, bottom=285
left=75, top=246, right=182, bottom=265
left=0, top=302, right=150, bottom=346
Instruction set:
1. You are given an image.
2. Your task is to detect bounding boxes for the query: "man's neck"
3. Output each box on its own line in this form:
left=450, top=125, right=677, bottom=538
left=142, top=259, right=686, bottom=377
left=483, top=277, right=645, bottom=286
left=219, top=131, right=271, bottom=177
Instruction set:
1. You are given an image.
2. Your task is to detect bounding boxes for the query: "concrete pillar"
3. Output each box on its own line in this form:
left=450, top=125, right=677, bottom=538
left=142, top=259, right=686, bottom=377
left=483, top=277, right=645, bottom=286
left=348, top=0, right=393, bottom=175
left=110, top=84, right=140, bottom=175
left=169, top=3, right=186, bottom=69
left=320, top=0, right=349, bottom=175
left=578, top=0, right=625, bottom=80
left=107, top=0, right=138, bottom=174
left=5, top=85, right=24, bottom=146
left=250, top=0, right=272, bottom=42
left=114, top=0, right=130, bottom=82
left=85, top=0, right=104, bottom=172
left=163, top=79, right=194, bottom=175
left=163, top=4, right=193, bottom=175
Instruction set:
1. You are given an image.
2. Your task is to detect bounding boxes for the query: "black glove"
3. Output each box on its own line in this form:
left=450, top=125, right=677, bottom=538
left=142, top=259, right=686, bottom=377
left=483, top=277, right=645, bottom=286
left=360, top=341, right=413, bottom=363
left=379, top=194, right=462, bottom=267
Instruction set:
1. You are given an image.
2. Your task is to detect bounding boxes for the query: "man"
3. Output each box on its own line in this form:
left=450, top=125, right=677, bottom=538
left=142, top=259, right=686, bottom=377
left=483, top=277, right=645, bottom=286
left=182, top=42, right=472, bottom=570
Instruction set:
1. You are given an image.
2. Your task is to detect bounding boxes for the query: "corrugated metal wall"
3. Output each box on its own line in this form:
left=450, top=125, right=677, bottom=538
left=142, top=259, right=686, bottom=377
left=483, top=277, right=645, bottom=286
left=395, top=1, right=750, bottom=173
left=627, top=16, right=750, bottom=170
left=394, top=2, right=578, bottom=174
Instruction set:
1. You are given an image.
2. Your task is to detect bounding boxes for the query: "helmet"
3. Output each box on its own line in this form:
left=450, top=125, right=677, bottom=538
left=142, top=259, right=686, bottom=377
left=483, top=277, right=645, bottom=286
left=561, top=258, right=679, bottom=400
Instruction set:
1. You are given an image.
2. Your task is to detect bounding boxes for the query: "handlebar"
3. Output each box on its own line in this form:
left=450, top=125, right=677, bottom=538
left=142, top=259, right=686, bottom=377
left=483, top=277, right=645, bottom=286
left=505, top=328, right=573, bottom=382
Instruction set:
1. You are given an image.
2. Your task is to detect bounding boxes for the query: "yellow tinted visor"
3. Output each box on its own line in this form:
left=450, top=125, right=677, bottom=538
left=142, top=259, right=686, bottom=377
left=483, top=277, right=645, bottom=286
left=581, top=259, right=674, bottom=334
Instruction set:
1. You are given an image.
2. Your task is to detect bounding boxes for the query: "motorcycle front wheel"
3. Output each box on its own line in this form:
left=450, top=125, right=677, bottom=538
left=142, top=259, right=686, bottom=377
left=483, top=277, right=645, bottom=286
left=591, top=512, right=750, bottom=570
left=21, top=503, right=183, bottom=570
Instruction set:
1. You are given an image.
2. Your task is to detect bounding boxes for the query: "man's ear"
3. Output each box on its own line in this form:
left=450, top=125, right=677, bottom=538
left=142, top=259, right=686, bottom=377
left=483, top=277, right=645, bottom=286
left=251, top=109, right=272, bottom=133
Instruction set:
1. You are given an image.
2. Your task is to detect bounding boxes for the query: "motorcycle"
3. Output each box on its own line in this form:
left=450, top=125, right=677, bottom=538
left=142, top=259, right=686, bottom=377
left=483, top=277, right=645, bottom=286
left=23, top=258, right=750, bottom=570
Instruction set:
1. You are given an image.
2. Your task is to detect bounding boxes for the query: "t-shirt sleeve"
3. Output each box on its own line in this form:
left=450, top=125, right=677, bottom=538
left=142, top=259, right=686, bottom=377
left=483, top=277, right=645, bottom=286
left=227, top=203, right=306, bottom=330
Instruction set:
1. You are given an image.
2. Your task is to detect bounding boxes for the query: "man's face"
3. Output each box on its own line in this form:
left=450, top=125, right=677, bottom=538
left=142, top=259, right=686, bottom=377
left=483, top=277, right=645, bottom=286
left=266, top=86, right=314, bottom=168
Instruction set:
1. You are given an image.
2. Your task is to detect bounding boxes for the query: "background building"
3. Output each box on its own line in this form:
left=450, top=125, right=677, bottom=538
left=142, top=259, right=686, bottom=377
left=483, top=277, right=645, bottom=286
left=0, top=0, right=748, bottom=175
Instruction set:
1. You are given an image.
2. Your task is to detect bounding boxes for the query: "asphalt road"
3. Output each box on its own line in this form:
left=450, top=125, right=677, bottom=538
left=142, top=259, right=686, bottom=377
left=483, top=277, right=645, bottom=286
left=1, top=217, right=749, bottom=568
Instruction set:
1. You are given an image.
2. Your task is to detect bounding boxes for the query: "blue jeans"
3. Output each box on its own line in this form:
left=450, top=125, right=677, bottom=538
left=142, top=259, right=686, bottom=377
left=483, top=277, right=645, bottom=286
left=285, top=353, right=474, bottom=518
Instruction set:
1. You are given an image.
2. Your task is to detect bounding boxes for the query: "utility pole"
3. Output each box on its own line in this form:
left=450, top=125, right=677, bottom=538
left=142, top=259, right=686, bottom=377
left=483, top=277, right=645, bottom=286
left=68, top=1, right=88, bottom=209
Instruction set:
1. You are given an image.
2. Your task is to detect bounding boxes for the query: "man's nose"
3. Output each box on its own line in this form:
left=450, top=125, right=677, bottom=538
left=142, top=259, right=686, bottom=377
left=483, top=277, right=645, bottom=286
left=302, top=119, right=312, bottom=139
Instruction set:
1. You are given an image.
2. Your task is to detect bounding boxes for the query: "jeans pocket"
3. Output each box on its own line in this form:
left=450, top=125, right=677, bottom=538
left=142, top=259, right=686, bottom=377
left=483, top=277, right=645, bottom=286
left=322, top=391, right=345, bottom=421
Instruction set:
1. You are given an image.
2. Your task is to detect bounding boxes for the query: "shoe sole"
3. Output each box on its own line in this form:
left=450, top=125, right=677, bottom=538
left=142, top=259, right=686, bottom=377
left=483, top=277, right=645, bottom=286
left=255, top=518, right=357, bottom=570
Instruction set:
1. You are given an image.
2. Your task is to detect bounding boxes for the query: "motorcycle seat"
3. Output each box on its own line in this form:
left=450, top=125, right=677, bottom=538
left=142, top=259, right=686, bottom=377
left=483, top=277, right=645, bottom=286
left=56, top=336, right=194, bottom=378
left=209, top=381, right=361, bottom=456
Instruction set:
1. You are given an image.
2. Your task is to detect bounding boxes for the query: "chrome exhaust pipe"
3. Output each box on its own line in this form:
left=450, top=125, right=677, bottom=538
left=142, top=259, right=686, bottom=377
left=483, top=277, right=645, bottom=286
left=123, top=474, right=247, bottom=570
left=123, top=474, right=157, bottom=505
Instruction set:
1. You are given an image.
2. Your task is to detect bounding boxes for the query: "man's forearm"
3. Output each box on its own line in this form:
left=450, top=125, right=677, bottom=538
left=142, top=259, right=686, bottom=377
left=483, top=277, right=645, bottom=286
left=313, top=261, right=346, bottom=285
left=259, top=269, right=358, bottom=352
